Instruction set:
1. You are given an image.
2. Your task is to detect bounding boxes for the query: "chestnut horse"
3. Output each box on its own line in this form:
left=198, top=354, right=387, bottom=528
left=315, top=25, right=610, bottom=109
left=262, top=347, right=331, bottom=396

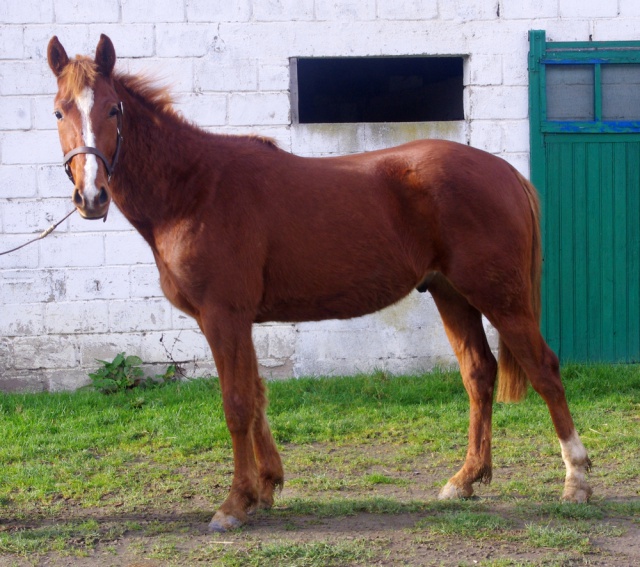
left=47, top=35, right=592, bottom=531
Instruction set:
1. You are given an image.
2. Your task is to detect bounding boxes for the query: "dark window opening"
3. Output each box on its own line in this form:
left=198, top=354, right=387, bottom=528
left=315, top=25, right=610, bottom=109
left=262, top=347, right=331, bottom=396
left=292, top=56, right=464, bottom=124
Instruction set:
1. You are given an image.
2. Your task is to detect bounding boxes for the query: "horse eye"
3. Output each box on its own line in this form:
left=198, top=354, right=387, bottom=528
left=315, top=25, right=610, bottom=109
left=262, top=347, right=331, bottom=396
left=108, top=106, right=119, bottom=118
left=54, top=110, right=63, bottom=120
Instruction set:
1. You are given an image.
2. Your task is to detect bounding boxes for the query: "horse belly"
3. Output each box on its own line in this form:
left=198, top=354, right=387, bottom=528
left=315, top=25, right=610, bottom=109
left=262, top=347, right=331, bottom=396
left=258, top=237, right=422, bottom=323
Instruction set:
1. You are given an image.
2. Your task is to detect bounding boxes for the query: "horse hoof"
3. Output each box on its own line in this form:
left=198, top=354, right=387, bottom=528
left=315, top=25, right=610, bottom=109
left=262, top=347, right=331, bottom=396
left=438, top=481, right=472, bottom=500
left=562, top=484, right=593, bottom=503
left=258, top=496, right=275, bottom=510
left=208, top=511, right=243, bottom=532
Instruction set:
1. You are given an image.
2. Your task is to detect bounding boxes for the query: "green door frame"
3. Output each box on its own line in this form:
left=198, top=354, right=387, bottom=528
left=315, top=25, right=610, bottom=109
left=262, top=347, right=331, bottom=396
left=528, top=30, right=640, bottom=362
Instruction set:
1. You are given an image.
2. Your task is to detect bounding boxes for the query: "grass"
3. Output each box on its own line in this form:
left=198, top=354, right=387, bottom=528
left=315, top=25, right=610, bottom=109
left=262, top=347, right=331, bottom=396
left=0, top=519, right=101, bottom=555
left=414, top=509, right=513, bottom=537
left=0, top=364, right=638, bottom=565
left=194, top=539, right=377, bottom=566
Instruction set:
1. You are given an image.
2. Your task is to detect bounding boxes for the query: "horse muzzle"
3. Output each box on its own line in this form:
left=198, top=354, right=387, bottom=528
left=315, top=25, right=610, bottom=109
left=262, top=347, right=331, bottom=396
left=73, top=185, right=111, bottom=221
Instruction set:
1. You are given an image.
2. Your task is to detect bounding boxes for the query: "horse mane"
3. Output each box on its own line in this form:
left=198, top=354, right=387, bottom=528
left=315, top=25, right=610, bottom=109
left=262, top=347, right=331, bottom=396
left=115, top=72, right=176, bottom=116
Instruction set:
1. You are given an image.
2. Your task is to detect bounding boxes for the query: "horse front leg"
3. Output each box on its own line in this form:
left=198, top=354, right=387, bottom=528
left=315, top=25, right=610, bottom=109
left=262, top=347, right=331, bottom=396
left=200, top=308, right=267, bottom=532
left=429, top=275, right=498, bottom=499
left=252, top=377, right=284, bottom=509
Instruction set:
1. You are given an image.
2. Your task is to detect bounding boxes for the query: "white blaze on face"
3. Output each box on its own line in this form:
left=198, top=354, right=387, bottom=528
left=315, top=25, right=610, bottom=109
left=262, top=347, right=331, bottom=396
left=76, top=86, right=100, bottom=202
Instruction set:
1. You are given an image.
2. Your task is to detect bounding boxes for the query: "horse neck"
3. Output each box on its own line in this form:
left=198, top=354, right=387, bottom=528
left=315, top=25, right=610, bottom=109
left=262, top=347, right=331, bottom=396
left=111, top=81, right=217, bottom=234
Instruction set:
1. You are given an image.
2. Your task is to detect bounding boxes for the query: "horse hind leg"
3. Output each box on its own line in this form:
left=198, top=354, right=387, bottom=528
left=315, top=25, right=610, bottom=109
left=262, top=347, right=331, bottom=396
left=491, top=313, right=592, bottom=502
left=428, top=275, right=498, bottom=499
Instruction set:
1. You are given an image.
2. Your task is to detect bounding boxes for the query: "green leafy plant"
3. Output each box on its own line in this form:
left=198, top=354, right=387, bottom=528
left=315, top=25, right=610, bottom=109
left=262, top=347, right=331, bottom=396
left=88, top=353, right=176, bottom=394
left=89, top=353, right=145, bottom=393
left=155, top=364, right=177, bottom=383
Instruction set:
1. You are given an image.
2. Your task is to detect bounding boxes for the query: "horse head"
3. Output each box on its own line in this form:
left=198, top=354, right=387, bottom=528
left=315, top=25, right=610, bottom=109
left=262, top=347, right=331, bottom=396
left=47, top=34, right=122, bottom=220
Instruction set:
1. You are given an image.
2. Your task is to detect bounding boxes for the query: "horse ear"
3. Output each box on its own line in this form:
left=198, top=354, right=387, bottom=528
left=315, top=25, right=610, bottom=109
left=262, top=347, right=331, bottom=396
left=47, top=36, right=69, bottom=77
left=95, top=34, right=116, bottom=77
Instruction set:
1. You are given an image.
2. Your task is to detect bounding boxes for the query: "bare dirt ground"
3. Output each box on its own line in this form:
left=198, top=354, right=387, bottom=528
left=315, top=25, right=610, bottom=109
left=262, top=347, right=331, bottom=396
left=0, top=445, right=638, bottom=566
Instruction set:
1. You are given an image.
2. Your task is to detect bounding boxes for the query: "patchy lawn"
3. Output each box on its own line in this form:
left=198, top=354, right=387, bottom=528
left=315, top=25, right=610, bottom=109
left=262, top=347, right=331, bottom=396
left=0, top=365, right=638, bottom=565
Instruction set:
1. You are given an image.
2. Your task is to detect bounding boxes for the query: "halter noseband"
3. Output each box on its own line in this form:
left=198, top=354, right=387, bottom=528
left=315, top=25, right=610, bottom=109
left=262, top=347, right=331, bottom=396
left=63, top=102, right=124, bottom=183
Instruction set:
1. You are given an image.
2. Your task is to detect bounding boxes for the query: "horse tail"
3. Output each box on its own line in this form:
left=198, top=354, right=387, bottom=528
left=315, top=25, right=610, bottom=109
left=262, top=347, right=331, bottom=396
left=496, top=169, right=542, bottom=403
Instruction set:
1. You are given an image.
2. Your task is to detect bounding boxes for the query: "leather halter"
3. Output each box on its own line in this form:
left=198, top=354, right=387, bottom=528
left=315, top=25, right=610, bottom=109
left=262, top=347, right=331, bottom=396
left=63, top=102, right=124, bottom=183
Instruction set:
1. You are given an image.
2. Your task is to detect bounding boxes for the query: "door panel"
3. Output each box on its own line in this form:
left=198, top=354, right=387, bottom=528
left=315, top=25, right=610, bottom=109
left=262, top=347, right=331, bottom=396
left=542, top=136, right=640, bottom=361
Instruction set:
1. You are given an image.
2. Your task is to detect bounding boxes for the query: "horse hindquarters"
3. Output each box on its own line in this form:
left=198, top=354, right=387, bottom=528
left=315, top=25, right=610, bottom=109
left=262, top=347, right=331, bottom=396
left=437, top=169, right=591, bottom=503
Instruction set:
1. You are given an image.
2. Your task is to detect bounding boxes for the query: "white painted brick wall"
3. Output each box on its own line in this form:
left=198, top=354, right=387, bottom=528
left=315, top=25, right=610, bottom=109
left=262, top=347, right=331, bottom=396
left=44, top=300, right=110, bottom=334
left=104, top=231, right=154, bottom=265
left=129, top=265, right=163, bottom=298
left=156, top=24, right=219, bottom=57
left=467, top=86, right=530, bottom=120
left=2, top=199, right=71, bottom=233
left=0, top=1, right=54, bottom=24
left=0, top=98, right=31, bottom=130
left=175, top=94, right=228, bottom=127
left=620, top=0, right=640, bottom=17
left=2, top=131, right=60, bottom=164
left=316, top=0, right=376, bottom=21
left=0, top=0, right=633, bottom=391
left=439, top=0, right=499, bottom=21
left=196, top=60, right=259, bottom=92
left=377, top=0, right=439, bottom=21
left=55, top=0, right=120, bottom=25
left=108, top=299, right=172, bottom=332
left=121, top=0, right=185, bottom=23
left=253, top=0, right=315, bottom=22
left=228, top=92, right=290, bottom=125
left=0, top=166, right=38, bottom=198
left=559, top=0, right=618, bottom=18
left=501, top=0, right=557, bottom=19
left=186, top=0, right=251, bottom=23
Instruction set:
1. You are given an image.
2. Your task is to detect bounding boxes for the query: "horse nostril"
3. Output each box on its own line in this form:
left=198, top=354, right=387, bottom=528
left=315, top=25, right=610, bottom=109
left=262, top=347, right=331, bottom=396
left=73, top=188, right=84, bottom=207
left=98, top=186, right=109, bottom=205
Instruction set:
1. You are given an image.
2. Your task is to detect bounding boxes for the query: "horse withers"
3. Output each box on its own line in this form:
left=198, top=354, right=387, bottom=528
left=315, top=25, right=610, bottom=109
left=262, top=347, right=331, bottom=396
left=47, top=34, right=592, bottom=531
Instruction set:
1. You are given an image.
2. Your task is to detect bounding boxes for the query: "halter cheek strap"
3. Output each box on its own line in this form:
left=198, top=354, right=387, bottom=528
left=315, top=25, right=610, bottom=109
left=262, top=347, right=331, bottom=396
left=62, top=101, right=124, bottom=183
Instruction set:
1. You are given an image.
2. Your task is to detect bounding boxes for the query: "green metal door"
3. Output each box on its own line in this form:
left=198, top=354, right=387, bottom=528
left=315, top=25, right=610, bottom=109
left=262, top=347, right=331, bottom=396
left=529, top=31, right=640, bottom=362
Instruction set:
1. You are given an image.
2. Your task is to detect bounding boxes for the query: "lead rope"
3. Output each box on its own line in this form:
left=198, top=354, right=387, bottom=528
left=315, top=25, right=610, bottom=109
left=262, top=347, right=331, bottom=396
left=0, top=208, right=77, bottom=256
